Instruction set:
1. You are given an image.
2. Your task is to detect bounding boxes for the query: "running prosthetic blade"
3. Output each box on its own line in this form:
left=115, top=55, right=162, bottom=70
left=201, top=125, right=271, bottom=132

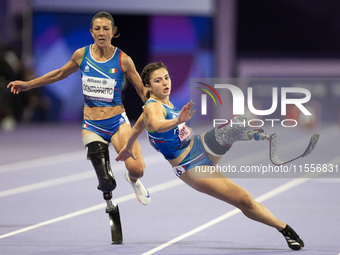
left=108, top=204, right=123, bottom=244
left=269, top=133, right=320, bottom=166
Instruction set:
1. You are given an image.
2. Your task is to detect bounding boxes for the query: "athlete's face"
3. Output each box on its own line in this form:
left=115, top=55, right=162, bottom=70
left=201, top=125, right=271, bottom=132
left=90, top=18, right=114, bottom=48
left=148, top=68, right=171, bottom=98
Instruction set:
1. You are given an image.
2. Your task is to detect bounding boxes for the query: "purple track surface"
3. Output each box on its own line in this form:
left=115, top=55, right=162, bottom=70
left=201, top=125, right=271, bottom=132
left=1, top=123, right=339, bottom=255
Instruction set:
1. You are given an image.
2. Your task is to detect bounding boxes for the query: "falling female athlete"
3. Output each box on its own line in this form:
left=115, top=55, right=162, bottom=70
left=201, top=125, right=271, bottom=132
left=115, top=62, right=305, bottom=250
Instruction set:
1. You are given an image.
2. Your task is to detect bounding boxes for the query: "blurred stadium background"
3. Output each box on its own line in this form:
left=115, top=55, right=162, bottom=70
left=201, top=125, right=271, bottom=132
left=1, top=0, right=340, bottom=129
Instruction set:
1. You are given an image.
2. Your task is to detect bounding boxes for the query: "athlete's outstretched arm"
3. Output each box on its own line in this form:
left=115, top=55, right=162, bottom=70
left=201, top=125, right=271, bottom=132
left=115, top=113, right=145, bottom=161
left=7, top=48, right=84, bottom=94
left=121, top=53, right=148, bottom=103
left=145, top=100, right=195, bottom=134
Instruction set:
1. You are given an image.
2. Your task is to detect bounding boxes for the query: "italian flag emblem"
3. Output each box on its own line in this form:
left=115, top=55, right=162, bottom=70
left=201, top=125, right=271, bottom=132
left=83, top=123, right=88, bottom=128
left=109, top=68, right=117, bottom=74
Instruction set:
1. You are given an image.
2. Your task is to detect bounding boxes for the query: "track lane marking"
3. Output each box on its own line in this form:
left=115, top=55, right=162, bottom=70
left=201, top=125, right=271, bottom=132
left=141, top=155, right=340, bottom=255
left=1, top=127, right=334, bottom=197
left=0, top=126, right=338, bottom=244
left=0, top=155, right=164, bottom=197
left=1, top=125, right=338, bottom=174
left=0, top=179, right=183, bottom=240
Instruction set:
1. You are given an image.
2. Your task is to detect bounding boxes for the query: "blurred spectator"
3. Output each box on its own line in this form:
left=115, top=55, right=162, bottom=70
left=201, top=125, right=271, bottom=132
left=0, top=43, right=50, bottom=131
left=20, top=56, right=50, bottom=123
left=0, top=42, right=19, bottom=131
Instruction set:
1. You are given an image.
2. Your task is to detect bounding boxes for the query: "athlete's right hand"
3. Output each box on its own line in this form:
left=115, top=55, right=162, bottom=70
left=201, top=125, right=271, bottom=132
left=115, top=145, right=138, bottom=162
left=178, top=100, right=196, bottom=123
left=7, top=81, right=31, bottom=94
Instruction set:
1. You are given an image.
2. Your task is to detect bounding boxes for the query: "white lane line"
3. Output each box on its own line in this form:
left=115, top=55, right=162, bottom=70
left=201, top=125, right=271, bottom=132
left=0, top=155, right=164, bottom=198
left=1, top=125, right=336, bottom=198
left=0, top=179, right=183, bottom=240
left=141, top=155, right=340, bottom=255
left=0, top=127, right=337, bottom=240
left=1, top=124, right=338, bottom=174
left=141, top=180, right=301, bottom=255
left=0, top=139, right=151, bottom=173
left=0, top=151, right=86, bottom=173
left=0, top=171, right=95, bottom=198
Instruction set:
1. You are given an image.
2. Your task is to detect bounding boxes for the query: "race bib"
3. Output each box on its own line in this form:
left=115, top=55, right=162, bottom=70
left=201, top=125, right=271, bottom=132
left=82, top=77, right=116, bottom=102
left=178, top=123, right=194, bottom=144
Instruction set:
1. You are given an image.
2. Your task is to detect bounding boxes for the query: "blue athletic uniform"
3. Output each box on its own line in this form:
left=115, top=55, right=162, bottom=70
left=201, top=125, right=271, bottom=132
left=80, top=45, right=124, bottom=107
left=173, top=135, right=214, bottom=177
left=80, top=45, right=128, bottom=141
left=82, top=113, right=129, bottom=142
left=145, top=99, right=189, bottom=160
left=144, top=99, right=213, bottom=177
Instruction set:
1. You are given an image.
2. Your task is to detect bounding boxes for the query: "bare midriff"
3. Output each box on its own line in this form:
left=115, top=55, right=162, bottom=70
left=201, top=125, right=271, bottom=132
left=83, top=105, right=125, bottom=120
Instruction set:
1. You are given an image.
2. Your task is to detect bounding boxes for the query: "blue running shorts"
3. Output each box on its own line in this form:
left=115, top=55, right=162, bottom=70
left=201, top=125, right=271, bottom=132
left=172, top=135, right=213, bottom=177
left=82, top=112, right=129, bottom=142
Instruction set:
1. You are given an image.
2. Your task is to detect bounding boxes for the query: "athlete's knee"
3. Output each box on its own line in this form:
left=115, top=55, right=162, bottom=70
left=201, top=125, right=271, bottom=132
left=86, top=140, right=117, bottom=192
left=127, top=162, right=145, bottom=179
left=237, top=193, right=256, bottom=211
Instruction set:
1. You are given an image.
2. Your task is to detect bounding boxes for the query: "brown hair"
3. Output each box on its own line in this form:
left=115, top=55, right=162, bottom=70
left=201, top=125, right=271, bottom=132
left=91, top=12, right=120, bottom=38
left=141, top=62, right=168, bottom=98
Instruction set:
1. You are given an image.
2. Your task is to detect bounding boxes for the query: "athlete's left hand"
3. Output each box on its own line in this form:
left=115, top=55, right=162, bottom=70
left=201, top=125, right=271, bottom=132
left=178, top=100, right=195, bottom=123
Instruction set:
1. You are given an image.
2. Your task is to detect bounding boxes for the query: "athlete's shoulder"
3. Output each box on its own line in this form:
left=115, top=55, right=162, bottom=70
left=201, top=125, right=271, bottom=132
left=119, top=50, right=136, bottom=72
left=145, top=100, right=169, bottom=116
left=144, top=99, right=162, bottom=110
left=74, top=46, right=88, bottom=56
left=71, top=47, right=88, bottom=66
left=119, top=50, right=130, bottom=63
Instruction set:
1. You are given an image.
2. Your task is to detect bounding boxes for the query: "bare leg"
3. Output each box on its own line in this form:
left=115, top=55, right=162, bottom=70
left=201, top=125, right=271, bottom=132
left=111, top=123, right=150, bottom=205
left=180, top=169, right=286, bottom=230
left=111, top=123, right=145, bottom=180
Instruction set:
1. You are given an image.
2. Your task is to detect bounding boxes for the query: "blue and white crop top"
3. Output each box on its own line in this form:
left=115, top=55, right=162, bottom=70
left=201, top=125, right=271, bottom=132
left=144, top=99, right=191, bottom=160
left=80, top=45, right=124, bottom=107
